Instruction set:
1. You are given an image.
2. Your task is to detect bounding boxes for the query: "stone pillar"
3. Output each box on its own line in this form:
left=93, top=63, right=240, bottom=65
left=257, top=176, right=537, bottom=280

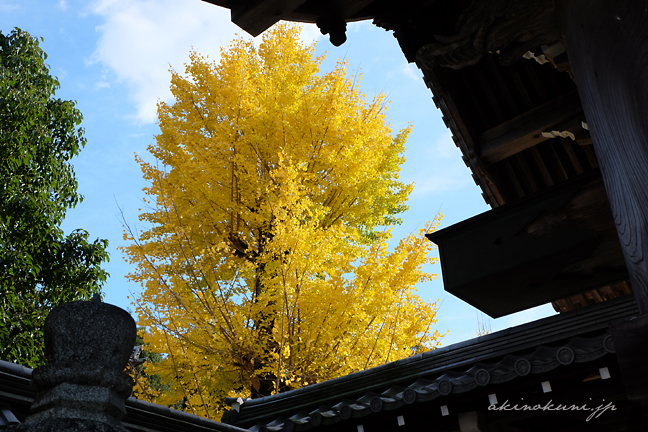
left=7, top=295, right=136, bottom=432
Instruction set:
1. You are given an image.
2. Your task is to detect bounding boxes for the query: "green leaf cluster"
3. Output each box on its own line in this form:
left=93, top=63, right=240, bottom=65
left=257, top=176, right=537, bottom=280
left=0, top=28, right=109, bottom=367
left=130, top=328, right=175, bottom=401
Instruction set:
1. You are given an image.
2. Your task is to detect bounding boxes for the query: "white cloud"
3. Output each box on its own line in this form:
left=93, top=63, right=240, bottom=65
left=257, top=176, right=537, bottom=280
left=297, top=22, right=323, bottom=43
left=410, top=132, right=472, bottom=195
left=430, top=131, right=460, bottom=159
left=412, top=173, right=472, bottom=195
left=95, top=81, right=110, bottom=89
left=347, top=20, right=373, bottom=33
left=89, top=0, right=321, bottom=123
left=401, top=63, right=420, bottom=81
left=0, top=2, right=19, bottom=12
left=58, top=0, right=68, bottom=11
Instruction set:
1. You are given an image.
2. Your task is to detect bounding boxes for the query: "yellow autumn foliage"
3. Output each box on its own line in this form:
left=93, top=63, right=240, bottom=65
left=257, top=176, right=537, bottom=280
left=122, top=23, right=444, bottom=420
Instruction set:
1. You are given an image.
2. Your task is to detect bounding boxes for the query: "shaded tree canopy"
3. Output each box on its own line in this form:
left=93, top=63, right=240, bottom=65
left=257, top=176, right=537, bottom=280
left=0, top=28, right=109, bottom=367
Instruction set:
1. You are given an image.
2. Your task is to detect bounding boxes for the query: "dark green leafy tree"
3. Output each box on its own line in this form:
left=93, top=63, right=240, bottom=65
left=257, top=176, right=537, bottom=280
left=129, top=327, right=185, bottom=410
left=130, top=327, right=172, bottom=402
left=0, top=28, right=109, bottom=367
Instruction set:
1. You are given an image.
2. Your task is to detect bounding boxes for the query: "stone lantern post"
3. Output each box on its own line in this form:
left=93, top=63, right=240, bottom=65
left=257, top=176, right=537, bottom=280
left=7, top=294, right=136, bottom=432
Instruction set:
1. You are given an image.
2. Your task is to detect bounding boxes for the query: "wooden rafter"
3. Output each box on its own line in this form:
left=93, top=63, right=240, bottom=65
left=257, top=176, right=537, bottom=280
left=478, top=89, right=583, bottom=164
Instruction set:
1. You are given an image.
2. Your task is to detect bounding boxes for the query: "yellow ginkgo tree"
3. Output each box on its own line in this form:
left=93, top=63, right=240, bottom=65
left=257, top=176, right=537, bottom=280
left=122, top=23, right=444, bottom=420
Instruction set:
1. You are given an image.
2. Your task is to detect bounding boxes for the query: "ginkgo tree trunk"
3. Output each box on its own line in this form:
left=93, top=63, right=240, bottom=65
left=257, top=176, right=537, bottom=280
left=122, top=23, right=445, bottom=420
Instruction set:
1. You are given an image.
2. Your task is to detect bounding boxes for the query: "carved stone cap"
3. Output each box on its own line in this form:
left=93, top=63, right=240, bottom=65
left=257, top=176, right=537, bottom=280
left=43, top=296, right=136, bottom=372
left=30, top=296, right=136, bottom=398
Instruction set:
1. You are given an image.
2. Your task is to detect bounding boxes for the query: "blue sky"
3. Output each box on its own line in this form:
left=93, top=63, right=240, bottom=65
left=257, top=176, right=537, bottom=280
left=1, top=0, right=556, bottom=346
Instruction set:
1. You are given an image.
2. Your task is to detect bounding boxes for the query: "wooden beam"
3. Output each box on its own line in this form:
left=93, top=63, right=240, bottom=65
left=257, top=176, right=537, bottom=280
left=229, top=0, right=308, bottom=36
left=610, top=314, right=648, bottom=400
left=478, top=89, right=583, bottom=164
left=458, top=411, right=481, bottom=432
left=458, top=410, right=522, bottom=432
left=427, top=171, right=628, bottom=318
left=558, top=0, right=648, bottom=314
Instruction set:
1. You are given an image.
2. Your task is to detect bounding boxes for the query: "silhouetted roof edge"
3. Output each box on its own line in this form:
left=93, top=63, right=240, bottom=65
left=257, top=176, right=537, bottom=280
left=228, top=295, right=636, bottom=430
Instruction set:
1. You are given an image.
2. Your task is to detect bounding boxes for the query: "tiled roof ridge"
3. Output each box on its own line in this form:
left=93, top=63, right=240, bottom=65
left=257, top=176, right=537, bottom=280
left=228, top=294, right=636, bottom=429
left=239, top=331, right=616, bottom=432
left=0, top=362, right=249, bottom=432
